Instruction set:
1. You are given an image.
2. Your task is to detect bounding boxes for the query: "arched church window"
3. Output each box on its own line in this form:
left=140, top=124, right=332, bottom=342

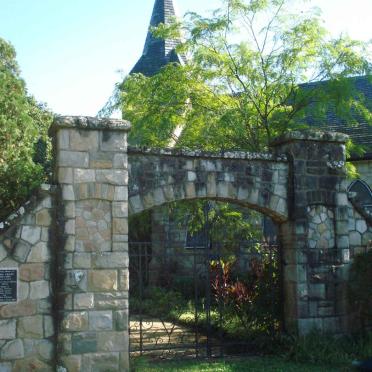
left=348, top=179, right=372, bottom=215
left=185, top=229, right=206, bottom=249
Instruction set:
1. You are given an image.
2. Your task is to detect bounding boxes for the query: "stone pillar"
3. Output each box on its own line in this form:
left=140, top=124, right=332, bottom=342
left=49, top=117, right=131, bottom=371
left=271, top=130, right=350, bottom=335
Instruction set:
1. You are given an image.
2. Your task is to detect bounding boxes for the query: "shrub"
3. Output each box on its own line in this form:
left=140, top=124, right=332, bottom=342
left=209, top=249, right=281, bottom=338
left=130, top=286, right=186, bottom=319
left=0, top=38, right=52, bottom=221
left=286, top=331, right=372, bottom=365
left=348, top=250, right=372, bottom=331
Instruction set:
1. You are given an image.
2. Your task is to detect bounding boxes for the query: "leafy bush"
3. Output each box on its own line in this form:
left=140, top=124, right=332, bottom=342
left=130, top=286, right=187, bottom=319
left=0, top=38, right=52, bottom=221
left=286, top=331, right=372, bottom=365
left=209, top=246, right=281, bottom=338
left=348, top=250, right=372, bottom=331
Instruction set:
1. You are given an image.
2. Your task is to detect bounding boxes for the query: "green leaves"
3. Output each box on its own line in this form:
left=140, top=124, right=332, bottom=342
left=107, top=0, right=371, bottom=155
left=122, top=65, right=192, bottom=147
left=0, top=38, right=52, bottom=221
left=348, top=250, right=372, bottom=325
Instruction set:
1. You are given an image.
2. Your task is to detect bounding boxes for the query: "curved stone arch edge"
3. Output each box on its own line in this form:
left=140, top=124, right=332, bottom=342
left=128, top=195, right=288, bottom=223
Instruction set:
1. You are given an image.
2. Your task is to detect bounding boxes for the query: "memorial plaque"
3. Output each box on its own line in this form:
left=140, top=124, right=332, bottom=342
left=0, top=269, right=17, bottom=303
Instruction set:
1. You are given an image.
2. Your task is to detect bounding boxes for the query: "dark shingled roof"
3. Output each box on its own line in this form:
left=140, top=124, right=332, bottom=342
left=302, top=76, right=372, bottom=159
left=131, top=0, right=186, bottom=77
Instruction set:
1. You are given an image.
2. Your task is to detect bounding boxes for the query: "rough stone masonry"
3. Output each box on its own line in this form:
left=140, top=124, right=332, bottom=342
left=50, top=116, right=131, bottom=372
left=0, top=116, right=371, bottom=371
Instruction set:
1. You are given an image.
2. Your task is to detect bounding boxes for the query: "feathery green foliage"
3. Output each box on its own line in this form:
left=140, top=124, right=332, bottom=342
left=101, top=0, right=371, bottom=154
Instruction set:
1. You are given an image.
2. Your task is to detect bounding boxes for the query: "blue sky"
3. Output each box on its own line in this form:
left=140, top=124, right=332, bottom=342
left=0, top=0, right=371, bottom=117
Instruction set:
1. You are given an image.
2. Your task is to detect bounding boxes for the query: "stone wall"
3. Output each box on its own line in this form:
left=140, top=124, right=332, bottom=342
left=0, top=117, right=371, bottom=371
left=271, top=130, right=353, bottom=334
left=347, top=199, right=372, bottom=256
left=0, top=188, right=54, bottom=372
left=354, top=160, right=372, bottom=187
left=270, top=131, right=372, bottom=335
left=50, top=116, right=131, bottom=372
left=347, top=197, right=372, bottom=330
left=128, top=148, right=289, bottom=222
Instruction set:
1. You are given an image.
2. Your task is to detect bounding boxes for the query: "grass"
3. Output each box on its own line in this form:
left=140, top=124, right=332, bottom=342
left=286, top=331, right=372, bottom=365
left=131, top=355, right=344, bottom=371
left=130, top=332, right=372, bottom=371
left=130, top=290, right=372, bottom=371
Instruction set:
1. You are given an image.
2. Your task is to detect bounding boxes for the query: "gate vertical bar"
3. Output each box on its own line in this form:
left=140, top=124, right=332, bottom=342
left=217, top=238, right=224, bottom=358
left=204, top=201, right=212, bottom=358
left=193, top=243, right=199, bottom=358
left=139, top=244, right=143, bottom=356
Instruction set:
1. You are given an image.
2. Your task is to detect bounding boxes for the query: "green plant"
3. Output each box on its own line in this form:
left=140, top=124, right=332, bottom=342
left=130, top=286, right=186, bottom=320
left=286, top=331, right=372, bottom=366
left=129, top=210, right=152, bottom=242
left=131, top=355, right=342, bottom=371
left=0, top=38, right=53, bottom=221
left=102, top=1, right=371, bottom=156
left=348, top=250, right=372, bottom=331
left=209, top=246, right=281, bottom=338
left=130, top=356, right=151, bottom=372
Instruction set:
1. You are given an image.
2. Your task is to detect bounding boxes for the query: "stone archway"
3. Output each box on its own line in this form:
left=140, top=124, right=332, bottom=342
left=128, top=147, right=289, bottom=222
left=48, top=117, right=371, bottom=370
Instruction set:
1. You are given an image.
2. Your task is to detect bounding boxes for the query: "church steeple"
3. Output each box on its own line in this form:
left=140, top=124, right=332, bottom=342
left=130, top=0, right=186, bottom=76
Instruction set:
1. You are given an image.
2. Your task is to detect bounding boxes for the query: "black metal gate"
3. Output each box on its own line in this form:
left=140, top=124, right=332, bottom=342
left=129, top=239, right=280, bottom=360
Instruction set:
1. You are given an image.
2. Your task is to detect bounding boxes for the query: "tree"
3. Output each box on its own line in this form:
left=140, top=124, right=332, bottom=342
left=99, top=0, right=371, bottom=250
left=0, top=38, right=53, bottom=221
left=101, top=0, right=371, bottom=154
left=102, top=2, right=371, bottom=336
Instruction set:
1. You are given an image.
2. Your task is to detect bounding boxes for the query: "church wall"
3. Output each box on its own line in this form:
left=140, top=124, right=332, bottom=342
left=353, top=159, right=372, bottom=187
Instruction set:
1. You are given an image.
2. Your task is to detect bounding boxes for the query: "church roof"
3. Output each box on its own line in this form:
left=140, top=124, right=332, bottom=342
left=302, top=75, right=372, bottom=159
left=131, top=0, right=186, bottom=76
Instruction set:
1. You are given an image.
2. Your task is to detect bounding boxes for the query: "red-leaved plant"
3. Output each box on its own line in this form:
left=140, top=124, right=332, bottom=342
left=210, top=258, right=266, bottom=331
